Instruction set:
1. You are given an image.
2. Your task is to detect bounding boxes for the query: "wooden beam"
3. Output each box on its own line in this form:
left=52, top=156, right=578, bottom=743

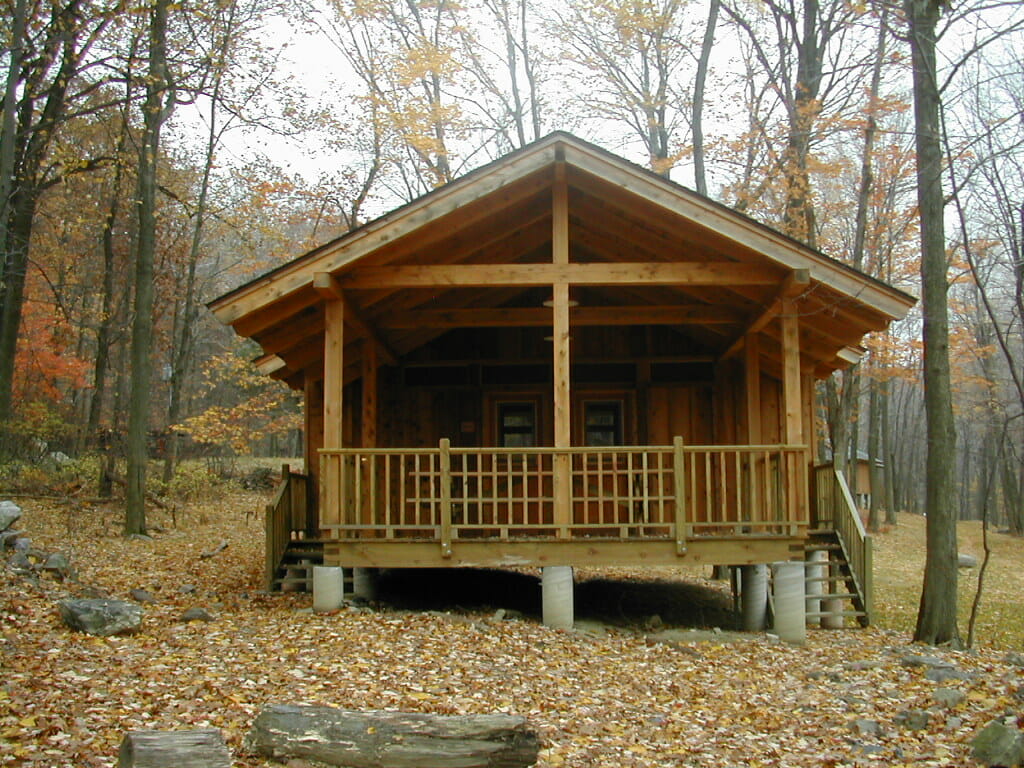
left=256, top=312, right=324, bottom=356
left=314, top=272, right=398, bottom=365
left=719, top=269, right=810, bottom=361
left=378, top=304, right=743, bottom=329
left=361, top=340, right=378, bottom=449
left=341, top=262, right=780, bottom=290
left=254, top=354, right=286, bottom=376
left=344, top=297, right=398, bottom=365
left=323, top=296, right=345, bottom=450
left=314, top=272, right=344, bottom=300
left=322, top=295, right=345, bottom=530
left=744, top=334, right=762, bottom=444
left=552, top=163, right=572, bottom=535
left=780, top=299, right=802, bottom=445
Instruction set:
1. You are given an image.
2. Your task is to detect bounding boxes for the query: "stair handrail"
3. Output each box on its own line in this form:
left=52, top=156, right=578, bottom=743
left=829, top=467, right=873, bottom=624
left=265, top=464, right=300, bottom=591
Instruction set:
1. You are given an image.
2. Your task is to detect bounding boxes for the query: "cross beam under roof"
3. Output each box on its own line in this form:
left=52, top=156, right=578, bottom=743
left=340, top=262, right=781, bottom=290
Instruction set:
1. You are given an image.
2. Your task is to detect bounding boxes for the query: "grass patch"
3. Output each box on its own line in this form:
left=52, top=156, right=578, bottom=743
left=872, top=512, right=1024, bottom=648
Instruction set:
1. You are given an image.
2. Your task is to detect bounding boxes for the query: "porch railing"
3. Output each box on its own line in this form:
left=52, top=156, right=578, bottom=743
left=320, top=441, right=808, bottom=553
left=264, top=464, right=309, bottom=590
left=812, top=464, right=873, bottom=622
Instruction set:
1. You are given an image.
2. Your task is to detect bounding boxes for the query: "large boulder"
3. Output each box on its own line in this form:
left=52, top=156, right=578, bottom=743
left=58, top=599, right=143, bottom=636
left=0, top=501, right=21, bottom=532
left=972, top=719, right=1024, bottom=767
left=958, top=553, right=979, bottom=568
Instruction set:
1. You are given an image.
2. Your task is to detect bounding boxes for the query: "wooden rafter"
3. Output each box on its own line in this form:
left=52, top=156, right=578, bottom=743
left=719, top=269, right=810, bottom=362
left=378, top=304, right=743, bottom=329
left=341, top=262, right=781, bottom=290
left=314, top=273, right=398, bottom=365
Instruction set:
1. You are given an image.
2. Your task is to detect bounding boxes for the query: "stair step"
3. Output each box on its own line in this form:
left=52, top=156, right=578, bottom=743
left=813, top=593, right=858, bottom=601
left=280, top=554, right=325, bottom=564
left=803, top=542, right=842, bottom=551
left=804, top=574, right=850, bottom=584
left=805, top=610, right=867, bottom=619
left=274, top=576, right=312, bottom=586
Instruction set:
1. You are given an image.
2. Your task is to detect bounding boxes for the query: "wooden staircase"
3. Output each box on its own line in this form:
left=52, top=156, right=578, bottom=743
left=804, top=465, right=875, bottom=627
left=799, top=529, right=870, bottom=627
left=265, top=465, right=325, bottom=592
left=270, top=539, right=326, bottom=592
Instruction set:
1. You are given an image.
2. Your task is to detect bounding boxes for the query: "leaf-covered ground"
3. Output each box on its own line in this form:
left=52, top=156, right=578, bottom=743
left=1, top=490, right=1022, bottom=767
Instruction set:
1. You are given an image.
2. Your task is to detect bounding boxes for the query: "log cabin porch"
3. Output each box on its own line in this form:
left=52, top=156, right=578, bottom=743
left=211, top=133, right=914, bottom=626
left=317, top=441, right=808, bottom=569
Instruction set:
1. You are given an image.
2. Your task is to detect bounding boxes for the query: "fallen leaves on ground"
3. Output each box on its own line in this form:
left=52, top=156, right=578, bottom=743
left=1, top=492, right=1021, bottom=767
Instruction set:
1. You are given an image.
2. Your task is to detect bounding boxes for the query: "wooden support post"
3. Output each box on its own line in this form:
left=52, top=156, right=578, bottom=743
left=744, top=334, right=762, bottom=445
left=304, top=377, right=323, bottom=535
left=781, top=300, right=802, bottom=534
left=744, top=334, right=762, bottom=531
left=439, top=438, right=452, bottom=558
left=361, top=341, right=378, bottom=532
left=552, top=163, right=572, bottom=535
left=361, top=340, right=378, bottom=449
left=673, top=435, right=687, bottom=554
left=322, top=288, right=345, bottom=529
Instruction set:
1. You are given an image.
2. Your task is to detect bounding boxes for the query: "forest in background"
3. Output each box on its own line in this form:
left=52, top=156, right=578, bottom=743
left=0, top=0, right=1022, bottom=539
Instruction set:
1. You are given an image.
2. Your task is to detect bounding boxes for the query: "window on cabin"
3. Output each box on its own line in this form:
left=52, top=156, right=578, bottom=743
left=583, top=401, right=623, bottom=446
left=498, top=402, right=537, bottom=447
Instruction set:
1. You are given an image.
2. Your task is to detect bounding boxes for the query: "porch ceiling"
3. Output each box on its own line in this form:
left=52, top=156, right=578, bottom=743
left=210, top=133, right=916, bottom=389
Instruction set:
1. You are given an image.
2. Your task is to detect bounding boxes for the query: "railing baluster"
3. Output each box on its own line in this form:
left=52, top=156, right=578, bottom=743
left=439, top=439, right=452, bottom=558
left=673, top=437, right=687, bottom=553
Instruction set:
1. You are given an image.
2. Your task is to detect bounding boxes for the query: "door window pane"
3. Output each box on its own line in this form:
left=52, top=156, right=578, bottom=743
left=584, top=401, right=622, bottom=446
left=499, top=402, right=537, bottom=447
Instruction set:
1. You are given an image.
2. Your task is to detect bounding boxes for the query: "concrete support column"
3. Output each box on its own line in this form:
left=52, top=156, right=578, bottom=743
left=352, top=567, right=379, bottom=602
left=740, top=564, right=768, bottom=631
left=312, top=565, right=345, bottom=613
left=821, top=559, right=845, bottom=629
left=772, top=561, right=806, bottom=644
left=805, top=550, right=827, bottom=621
left=542, top=566, right=574, bottom=630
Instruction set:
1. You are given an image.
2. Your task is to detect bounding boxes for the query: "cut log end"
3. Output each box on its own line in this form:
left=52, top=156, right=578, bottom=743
left=117, top=729, right=230, bottom=768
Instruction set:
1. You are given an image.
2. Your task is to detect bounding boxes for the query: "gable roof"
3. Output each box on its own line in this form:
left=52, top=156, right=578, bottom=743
left=210, top=132, right=916, bottom=388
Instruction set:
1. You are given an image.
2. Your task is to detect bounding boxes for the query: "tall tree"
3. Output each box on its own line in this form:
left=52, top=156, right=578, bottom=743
left=907, top=0, right=961, bottom=646
left=0, top=1, right=120, bottom=432
left=692, top=0, right=719, bottom=195
left=125, top=0, right=173, bottom=535
left=552, top=0, right=692, bottom=177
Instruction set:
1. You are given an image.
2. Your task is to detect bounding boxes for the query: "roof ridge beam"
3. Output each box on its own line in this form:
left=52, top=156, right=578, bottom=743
left=341, top=262, right=780, bottom=290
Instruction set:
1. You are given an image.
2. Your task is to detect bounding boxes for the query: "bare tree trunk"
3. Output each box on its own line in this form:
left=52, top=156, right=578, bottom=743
left=692, top=0, right=719, bottom=196
left=0, top=0, right=27, bottom=313
left=126, top=0, right=173, bottom=535
left=867, top=379, right=881, bottom=531
left=1001, top=436, right=1022, bottom=535
left=882, top=376, right=898, bottom=524
left=907, top=0, right=960, bottom=647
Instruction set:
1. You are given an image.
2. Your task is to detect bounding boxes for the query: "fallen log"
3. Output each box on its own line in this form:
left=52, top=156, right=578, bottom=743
left=117, top=729, right=230, bottom=767
left=199, top=539, right=228, bottom=559
left=245, top=704, right=540, bottom=768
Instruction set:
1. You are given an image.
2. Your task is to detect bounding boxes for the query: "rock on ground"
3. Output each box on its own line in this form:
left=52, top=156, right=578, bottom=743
left=58, top=598, right=143, bottom=636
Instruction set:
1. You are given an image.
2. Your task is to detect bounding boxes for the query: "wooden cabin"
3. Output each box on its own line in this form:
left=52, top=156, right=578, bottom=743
left=210, top=134, right=914, bottom=621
